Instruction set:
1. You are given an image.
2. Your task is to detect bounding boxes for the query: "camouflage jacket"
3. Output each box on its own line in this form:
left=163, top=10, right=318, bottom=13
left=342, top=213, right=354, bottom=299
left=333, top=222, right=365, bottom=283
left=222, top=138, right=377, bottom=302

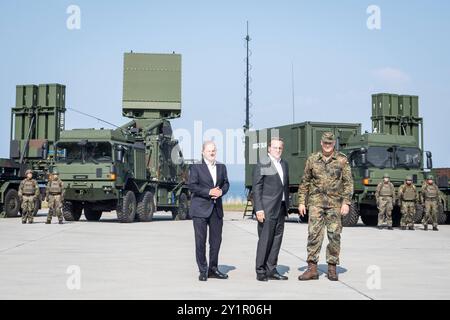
left=45, top=178, right=65, bottom=198
left=375, top=182, right=396, bottom=203
left=420, top=183, right=440, bottom=203
left=298, top=151, right=353, bottom=208
left=398, top=184, right=417, bottom=202
left=18, top=178, right=40, bottom=197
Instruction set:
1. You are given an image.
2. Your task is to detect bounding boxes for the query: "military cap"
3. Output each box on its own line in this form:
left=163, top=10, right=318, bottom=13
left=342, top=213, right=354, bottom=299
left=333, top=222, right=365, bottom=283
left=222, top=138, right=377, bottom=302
left=383, top=173, right=390, bottom=178
left=321, top=132, right=335, bottom=143
left=25, top=169, right=33, bottom=175
left=52, top=168, right=59, bottom=175
left=427, top=175, right=434, bottom=180
left=405, top=175, right=413, bottom=181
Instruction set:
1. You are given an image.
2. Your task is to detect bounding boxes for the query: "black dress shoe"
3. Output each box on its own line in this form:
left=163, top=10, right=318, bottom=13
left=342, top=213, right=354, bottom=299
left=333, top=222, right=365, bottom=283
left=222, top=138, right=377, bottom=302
left=256, top=274, right=268, bottom=282
left=268, top=272, right=288, bottom=280
left=199, top=273, right=208, bottom=281
left=208, top=269, right=228, bottom=279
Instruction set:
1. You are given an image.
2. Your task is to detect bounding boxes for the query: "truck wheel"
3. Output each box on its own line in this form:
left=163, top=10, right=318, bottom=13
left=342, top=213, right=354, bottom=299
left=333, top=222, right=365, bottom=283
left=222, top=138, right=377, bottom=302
left=137, top=191, right=155, bottom=222
left=438, top=203, right=446, bottom=225
left=361, top=214, right=378, bottom=226
left=414, top=204, right=424, bottom=224
left=4, top=189, right=20, bottom=218
left=342, top=203, right=359, bottom=227
left=62, top=201, right=82, bottom=221
left=84, top=208, right=102, bottom=221
left=172, top=193, right=189, bottom=221
left=117, top=191, right=136, bottom=223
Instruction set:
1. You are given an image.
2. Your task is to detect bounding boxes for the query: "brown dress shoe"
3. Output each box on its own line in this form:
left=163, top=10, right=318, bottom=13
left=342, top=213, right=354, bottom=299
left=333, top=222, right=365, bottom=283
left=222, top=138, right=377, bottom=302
left=328, top=264, right=339, bottom=281
left=298, top=262, right=319, bottom=281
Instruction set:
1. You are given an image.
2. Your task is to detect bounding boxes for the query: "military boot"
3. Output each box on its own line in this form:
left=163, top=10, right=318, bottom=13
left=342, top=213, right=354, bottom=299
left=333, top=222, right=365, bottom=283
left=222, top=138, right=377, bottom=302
left=423, top=225, right=428, bottom=231
left=387, top=226, right=393, bottom=230
left=46, top=220, right=51, bottom=224
left=327, top=264, right=338, bottom=281
left=433, top=226, right=439, bottom=231
left=408, top=226, right=415, bottom=230
left=59, top=220, right=64, bottom=225
left=401, top=226, right=406, bottom=230
left=298, top=262, right=319, bottom=281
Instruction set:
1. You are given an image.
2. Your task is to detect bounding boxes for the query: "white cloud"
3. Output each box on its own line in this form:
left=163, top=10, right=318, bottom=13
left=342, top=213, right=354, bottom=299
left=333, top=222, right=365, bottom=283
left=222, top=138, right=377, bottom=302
left=372, top=67, right=411, bottom=86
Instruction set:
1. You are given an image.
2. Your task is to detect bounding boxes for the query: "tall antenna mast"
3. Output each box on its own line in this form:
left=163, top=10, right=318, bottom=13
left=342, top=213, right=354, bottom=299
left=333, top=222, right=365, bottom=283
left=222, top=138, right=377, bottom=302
left=291, top=61, right=295, bottom=124
left=244, top=21, right=251, bottom=132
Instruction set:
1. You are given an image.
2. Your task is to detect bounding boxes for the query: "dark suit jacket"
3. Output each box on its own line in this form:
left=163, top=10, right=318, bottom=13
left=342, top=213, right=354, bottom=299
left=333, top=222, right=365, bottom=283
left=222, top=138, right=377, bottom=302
left=252, top=155, right=289, bottom=219
left=188, top=160, right=230, bottom=218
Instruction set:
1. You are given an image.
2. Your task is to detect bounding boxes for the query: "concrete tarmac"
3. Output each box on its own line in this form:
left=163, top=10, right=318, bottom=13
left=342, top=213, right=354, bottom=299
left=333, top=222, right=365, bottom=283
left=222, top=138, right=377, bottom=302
left=0, top=211, right=449, bottom=300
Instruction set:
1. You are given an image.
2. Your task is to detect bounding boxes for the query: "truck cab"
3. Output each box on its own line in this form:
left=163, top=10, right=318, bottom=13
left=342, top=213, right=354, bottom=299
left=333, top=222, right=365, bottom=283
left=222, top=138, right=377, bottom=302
left=341, top=133, right=428, bottom=226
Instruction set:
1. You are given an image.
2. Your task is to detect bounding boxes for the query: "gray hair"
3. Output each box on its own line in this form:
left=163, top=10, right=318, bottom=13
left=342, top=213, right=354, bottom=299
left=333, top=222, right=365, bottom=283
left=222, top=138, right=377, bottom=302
left=202, top=140, right=216, bottom=151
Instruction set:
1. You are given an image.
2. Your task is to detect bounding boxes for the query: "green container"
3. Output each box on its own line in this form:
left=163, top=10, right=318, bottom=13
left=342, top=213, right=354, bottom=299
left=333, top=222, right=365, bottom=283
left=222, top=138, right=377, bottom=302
left=16, top=85, right=38, bottom=108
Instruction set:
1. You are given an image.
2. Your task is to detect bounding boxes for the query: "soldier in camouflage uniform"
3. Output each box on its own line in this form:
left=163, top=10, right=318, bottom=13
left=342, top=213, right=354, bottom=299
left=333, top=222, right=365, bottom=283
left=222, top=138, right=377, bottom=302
left=421, top=175, right=439, bottom=231
left=18, top=169, right=40, bottom=224
left=45, top=169, right=64, bottom=224
left=398, top=176, right=417, bottom=230
left=297, top=132, right=353, bottom=281
left=375, top=173, right=396, bottom=230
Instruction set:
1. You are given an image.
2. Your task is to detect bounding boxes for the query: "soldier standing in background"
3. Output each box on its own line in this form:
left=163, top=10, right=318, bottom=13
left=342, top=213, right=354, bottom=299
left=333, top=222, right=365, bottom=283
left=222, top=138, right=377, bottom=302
left=375, top=173, right=396, bottom=230
left=297, top=132, right=353, bottom=282
left=45, top=169, right=64, bottom=224
left=398, top=176, right=417, bottom=230
left=421, top=175, right=439, bottom=231
left=18, top=169, right=40, bottom=224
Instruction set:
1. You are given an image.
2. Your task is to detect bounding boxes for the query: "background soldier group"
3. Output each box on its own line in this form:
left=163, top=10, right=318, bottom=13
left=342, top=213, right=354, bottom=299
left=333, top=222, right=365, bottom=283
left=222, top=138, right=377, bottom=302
left=19, top=169, right=65, bottom=225
left=377, top=174, right=440, bottom=231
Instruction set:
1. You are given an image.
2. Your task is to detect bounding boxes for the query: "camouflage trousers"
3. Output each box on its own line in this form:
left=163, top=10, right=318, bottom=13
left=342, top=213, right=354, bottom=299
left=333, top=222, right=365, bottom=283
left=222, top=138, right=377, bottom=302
left=47, top=194, right=63, bottom=223
left=21, top=195, right=35, bottom=223
left=400, top=201, right=416, bottom=227
left=306, top=206, right=342, bottom=265
left=377, top=197, right=393, bottom=227
left=422, top=200, right=438, bottom=228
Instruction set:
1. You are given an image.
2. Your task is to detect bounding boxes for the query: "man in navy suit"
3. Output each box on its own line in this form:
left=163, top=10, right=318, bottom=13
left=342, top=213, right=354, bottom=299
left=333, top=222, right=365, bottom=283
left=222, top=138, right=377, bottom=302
left=188, top=141, right=230, bottom=281
left=253, top=137, right=290, bottom=281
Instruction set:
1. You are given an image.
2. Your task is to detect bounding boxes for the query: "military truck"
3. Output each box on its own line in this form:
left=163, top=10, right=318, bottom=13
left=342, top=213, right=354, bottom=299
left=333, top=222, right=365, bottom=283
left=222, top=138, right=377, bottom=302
left=55, top=53, right=190, bottom=223
left=0, top=84, right=66, bottom=217
left=244, top=121, right=361, bottom=226
left=245, top=93, right=440, bottom=227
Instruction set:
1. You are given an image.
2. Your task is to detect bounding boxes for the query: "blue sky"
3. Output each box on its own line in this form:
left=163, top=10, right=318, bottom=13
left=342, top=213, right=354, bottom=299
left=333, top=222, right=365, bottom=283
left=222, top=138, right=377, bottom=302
left=1, top=0, right=449, bottom=181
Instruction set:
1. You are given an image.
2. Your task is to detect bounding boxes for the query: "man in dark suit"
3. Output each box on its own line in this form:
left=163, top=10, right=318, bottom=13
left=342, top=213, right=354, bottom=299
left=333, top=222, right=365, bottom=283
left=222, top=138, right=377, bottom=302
left=188, top=141, right=230, bottom=281
left=253, top=137, right=290, bottom=281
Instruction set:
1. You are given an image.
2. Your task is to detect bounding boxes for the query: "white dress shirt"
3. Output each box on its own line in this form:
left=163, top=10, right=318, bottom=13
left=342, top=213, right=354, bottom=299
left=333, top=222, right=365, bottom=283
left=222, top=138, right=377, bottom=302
left=268, top=153, right=285, bottom=201
left=204, top=158, right=217, bottom=186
